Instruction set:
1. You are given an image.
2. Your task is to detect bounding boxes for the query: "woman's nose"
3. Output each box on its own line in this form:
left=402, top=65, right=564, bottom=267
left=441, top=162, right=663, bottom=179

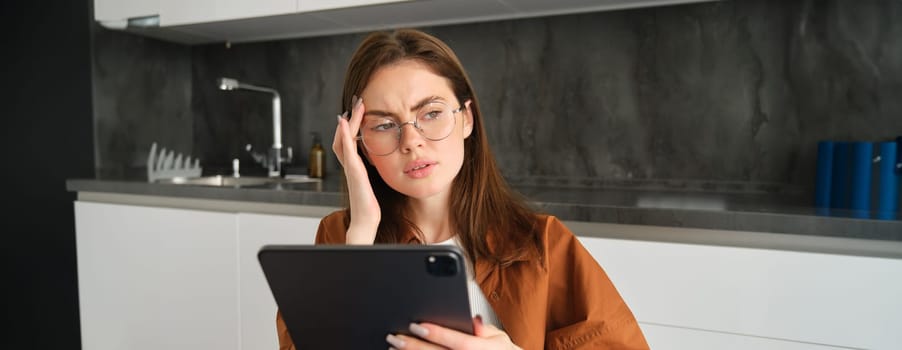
left=398, top=121, right=424, bottom=153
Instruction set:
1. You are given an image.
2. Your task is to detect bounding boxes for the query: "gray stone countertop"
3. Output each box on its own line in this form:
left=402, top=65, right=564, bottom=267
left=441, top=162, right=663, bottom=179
left=66, top=176, right=902, bottom=244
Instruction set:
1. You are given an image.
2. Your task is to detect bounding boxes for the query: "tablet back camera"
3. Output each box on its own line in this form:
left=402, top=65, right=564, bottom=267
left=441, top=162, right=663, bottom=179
left=426, top=254, right=460, bottom=277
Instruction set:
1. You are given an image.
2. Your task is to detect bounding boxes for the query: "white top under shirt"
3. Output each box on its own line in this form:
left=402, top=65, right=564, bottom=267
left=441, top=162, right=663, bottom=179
left=430, top=236, right=503, bottom=330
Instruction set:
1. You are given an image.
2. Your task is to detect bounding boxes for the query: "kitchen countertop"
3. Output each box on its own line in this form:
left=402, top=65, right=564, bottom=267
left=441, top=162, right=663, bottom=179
left=66, top=175, right=902, bottom=244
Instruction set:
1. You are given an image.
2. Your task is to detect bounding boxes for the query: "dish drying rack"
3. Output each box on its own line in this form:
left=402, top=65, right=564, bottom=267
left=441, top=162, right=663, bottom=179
left=146, top=142, right=202, bottom=182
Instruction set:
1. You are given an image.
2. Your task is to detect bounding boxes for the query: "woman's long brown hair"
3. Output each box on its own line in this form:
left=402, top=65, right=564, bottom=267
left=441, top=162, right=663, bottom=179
left=340, top=29, right=541, bottom=267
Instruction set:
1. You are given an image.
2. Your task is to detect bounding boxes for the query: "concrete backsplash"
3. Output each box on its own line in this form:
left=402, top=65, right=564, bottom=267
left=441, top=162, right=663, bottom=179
left=92, top=0, right=902, bottom=197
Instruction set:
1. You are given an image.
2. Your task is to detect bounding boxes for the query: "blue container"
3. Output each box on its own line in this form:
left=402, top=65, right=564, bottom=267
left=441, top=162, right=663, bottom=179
left=874, top=140, right=900, bottom=219
left=830, top=142, right=851, bottom=209
left=849, top=142, right=873, bottom=216
left=897, top=136, right=902, bottom=175
left=814, top=141, right=834, bottom=208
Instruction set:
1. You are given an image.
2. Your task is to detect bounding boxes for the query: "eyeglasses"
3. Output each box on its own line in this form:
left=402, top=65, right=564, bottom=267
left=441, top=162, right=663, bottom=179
left=356, top=101, right=465, bottom=156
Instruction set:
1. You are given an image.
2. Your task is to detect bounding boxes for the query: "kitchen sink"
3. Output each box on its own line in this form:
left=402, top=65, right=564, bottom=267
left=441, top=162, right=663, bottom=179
left=155, top=174, right=321, bottom=187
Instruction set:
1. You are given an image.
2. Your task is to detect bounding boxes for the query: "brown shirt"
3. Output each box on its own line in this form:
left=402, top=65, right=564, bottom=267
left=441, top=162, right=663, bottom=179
left=276, top=211, right=649, bottom=350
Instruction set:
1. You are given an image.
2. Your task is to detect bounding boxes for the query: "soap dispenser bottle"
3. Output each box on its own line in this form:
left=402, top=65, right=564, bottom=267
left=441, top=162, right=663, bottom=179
left=308, top=132, right=325, bottom=178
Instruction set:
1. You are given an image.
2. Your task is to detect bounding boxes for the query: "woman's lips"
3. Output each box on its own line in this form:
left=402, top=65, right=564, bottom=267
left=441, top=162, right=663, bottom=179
left=404, top=160, right=437, bottom=178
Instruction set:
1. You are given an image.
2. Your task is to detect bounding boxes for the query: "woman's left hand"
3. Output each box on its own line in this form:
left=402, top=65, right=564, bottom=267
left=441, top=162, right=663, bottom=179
left=386, top=316, right=522, bottom=350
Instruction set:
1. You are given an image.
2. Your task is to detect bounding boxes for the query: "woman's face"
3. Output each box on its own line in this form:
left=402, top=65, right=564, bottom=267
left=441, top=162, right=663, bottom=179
left=360, top=59, right=473, bottom=201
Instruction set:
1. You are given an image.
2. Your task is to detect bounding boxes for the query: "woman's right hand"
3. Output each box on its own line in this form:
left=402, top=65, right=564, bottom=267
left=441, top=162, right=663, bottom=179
left=333, top=96, right=381, bottom=245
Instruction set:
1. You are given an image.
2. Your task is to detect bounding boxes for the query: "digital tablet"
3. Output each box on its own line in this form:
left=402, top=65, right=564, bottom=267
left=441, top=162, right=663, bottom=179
left=258, top=244, right=474, bottom=349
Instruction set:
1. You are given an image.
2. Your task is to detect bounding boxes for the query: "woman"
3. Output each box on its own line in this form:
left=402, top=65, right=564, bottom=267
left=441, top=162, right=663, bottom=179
left=276, top=29, right=649, bottom=350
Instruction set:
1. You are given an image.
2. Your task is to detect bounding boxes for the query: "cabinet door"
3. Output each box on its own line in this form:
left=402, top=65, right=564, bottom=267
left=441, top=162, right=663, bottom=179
left=576, top=234, right=902, bottom=350
left=95, top=0, right=160, bottom=22
left=237, top=213, right=320, bottom=350
left=640, top=323, right=848, bottom=350
left=158, top=0, right=295, bottom=26
left=296, top=0, right=413, bottom=13
left=74, top=201, right=239, bottom=350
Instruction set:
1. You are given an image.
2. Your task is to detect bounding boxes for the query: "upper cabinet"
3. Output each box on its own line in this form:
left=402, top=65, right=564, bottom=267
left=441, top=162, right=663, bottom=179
left=157, top=0, right=297, bottom=27
left=95, top=0, right=160, bottom=25
left=295, top=0, right=416, bottom=14
left=157, top=0, right=413, bottom=26
left=94, top=0, right=718, bottom=44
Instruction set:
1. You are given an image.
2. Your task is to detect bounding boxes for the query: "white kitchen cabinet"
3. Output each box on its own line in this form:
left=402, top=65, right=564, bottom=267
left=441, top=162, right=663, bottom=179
left=74, top=201, right=240, bottom=350
left=639, top=323, right=848, bottom=350
left=157, top=0, right=413, bottom=26
left=94, top=0, right=718, bottom=44
left=94, top=0, right=160, bottom=23
left=576, top=231, right=902, bottom=350
left=158, top=0, right=295, bottom=26
left=297, top=0, right=413, bottom=14
left=76, top=196, right=902, bottom=349
left=74, top=200, right=329, bottom=350
left=236, top=213, right=319, bottom=350
left=93, top=0, right=412, bottom=27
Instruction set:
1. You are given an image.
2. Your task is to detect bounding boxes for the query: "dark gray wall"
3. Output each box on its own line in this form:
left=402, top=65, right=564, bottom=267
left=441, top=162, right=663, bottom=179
left=92, top=24, right=193, bottom=179
left=92, top=0, right=902, bottom=198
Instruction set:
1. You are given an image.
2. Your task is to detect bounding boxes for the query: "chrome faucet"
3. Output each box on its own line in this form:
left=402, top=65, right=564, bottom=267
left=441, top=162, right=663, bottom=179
left=218, top=77, right=292, bottom=177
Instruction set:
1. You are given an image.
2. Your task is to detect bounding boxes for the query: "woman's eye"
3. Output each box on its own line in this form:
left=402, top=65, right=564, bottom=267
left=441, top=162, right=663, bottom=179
left=371, top=121, right=397, bottom=131
left=422, top=110, right=443, bottom=120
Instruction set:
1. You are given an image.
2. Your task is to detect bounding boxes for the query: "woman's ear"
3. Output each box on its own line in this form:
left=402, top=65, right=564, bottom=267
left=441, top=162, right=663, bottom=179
left=463, top=100, right=474, bottom=138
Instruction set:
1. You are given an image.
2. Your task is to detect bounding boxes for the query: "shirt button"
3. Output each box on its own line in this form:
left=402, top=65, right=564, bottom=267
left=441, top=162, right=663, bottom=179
left=490, top=291, right=500, bottom=300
